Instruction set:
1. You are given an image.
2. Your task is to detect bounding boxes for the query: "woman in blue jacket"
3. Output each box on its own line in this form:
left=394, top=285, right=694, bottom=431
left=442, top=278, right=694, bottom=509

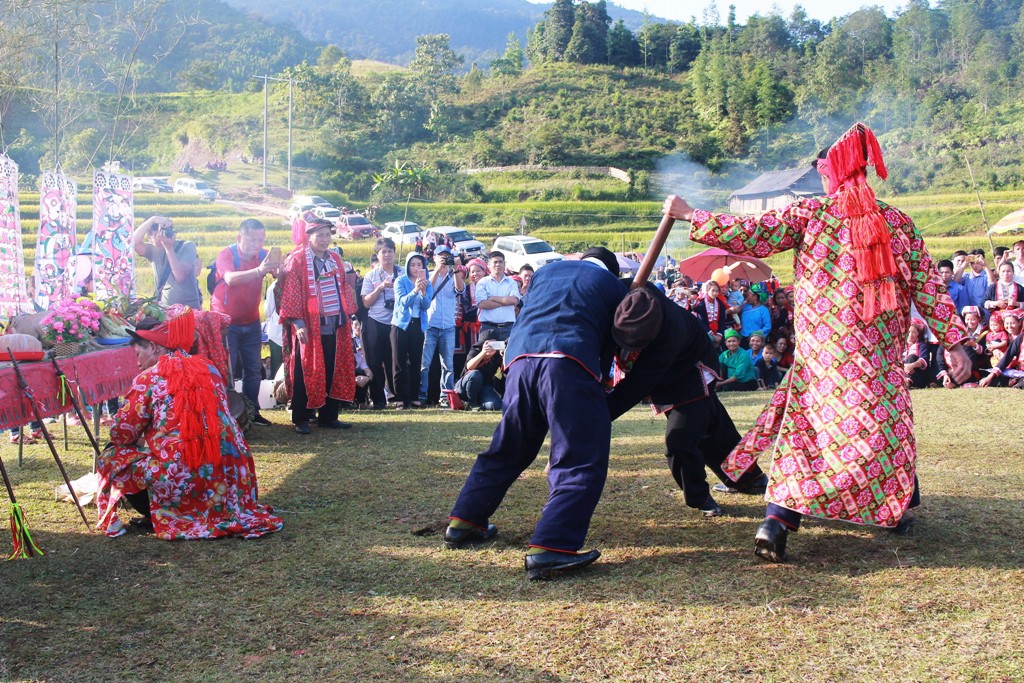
left=391, top=252, right=433, bottom=408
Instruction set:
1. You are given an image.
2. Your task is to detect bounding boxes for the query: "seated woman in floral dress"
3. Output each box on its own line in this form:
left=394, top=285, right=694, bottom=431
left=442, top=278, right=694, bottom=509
left=95, top=308, right=283, bottom=540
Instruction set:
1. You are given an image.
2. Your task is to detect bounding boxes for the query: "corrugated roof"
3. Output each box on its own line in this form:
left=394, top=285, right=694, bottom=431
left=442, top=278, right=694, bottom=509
left=729, top=167, right=819, bottom=199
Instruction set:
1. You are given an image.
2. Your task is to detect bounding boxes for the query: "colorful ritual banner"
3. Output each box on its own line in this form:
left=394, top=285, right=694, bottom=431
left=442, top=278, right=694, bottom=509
left=0, top=154, right=30, bottom=318
left=91, top=169, right=135, bottom=300
left=34, top=171, right=78, bottom=310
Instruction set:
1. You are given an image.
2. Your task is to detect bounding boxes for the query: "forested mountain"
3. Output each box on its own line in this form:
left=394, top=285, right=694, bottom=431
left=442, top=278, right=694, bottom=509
left=4, top=0, right=1024, bottom=200
left=221, top=0, right=656, bottom=66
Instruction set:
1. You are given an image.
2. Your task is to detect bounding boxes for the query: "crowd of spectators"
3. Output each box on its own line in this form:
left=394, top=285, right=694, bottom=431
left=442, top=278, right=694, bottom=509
left=136, top=219, right=1024, bottom=434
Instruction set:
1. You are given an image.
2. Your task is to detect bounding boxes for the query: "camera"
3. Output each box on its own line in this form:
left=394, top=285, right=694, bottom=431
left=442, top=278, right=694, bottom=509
left=160, top=224, right=175, bottom=239
left=490, top=340, right=505, bottom=351
left=384, top=298, right=395, bottom=310
left=442, top=253, right=455, bottom=266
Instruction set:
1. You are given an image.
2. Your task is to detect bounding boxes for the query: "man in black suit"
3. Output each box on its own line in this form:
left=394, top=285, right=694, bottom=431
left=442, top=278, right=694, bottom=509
left=606, top=285, right=767, bottom=515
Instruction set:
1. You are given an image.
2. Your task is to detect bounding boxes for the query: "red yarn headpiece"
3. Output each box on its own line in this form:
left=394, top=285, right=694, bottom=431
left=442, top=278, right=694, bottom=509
left=134, top=307, right=196, bottom=351
left=138, top=308, right=221, bottom=470
left=825, top=123, right=899, bottom=321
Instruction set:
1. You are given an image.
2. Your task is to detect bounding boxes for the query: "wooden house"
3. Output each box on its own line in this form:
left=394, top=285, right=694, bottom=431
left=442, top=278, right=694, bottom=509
left=728, top=167, right=822, bottom=215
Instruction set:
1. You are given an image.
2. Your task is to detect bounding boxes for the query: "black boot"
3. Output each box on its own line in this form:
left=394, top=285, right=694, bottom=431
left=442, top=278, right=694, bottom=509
left=754, top=519, right=789, bottom=563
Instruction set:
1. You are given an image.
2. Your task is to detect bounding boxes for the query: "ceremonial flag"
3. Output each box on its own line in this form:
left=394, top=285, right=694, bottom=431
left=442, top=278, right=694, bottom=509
left=0, top=155, right=30, bottom=318
left=34, top=171, right=78, bottom=310
left=91, top=169, right=135, bottom=300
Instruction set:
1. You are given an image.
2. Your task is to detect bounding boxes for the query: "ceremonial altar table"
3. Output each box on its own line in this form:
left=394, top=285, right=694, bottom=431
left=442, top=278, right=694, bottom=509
left=0, top=347, right=138, bottom=431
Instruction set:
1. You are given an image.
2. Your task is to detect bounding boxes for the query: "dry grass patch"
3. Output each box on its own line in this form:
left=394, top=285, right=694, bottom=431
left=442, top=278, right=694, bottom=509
left=1, top=390, right=1022, bottom=681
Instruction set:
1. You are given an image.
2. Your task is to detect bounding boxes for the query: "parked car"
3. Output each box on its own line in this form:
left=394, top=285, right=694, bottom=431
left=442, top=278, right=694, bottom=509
left=423, top=226, right=485, bottom=260
left=381, top=220, right=423, bottom=246
left=312, top=206, right=342, bottom=222
left=293, top=194, right=333, bottom=208
left=337, top=213, right=376, bottom=240
left=132, top=177, right=173, bottom=193
left=491, top=235, right=563, bottom=272
left=173, top=177, right=218, bottom=201
left=288, top=203, right=318, bottom=223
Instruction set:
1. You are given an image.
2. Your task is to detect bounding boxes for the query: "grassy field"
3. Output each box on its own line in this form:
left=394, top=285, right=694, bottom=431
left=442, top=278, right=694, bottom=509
left=0, top=388, right=1022, bottom=681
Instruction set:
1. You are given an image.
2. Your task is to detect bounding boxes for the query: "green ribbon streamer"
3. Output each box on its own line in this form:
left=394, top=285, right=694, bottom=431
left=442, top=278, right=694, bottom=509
left=58, top=374, right=72, bottom=406
left=8, top=503, right=44, bottom=560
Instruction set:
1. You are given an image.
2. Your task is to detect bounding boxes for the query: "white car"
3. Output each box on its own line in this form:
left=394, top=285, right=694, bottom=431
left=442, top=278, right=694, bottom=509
left=423, top=226, right=485, bottom=260
left=312, top=206, right=342, bottom=222
left=173, top=177, right=218, bottom=201
left=288, top=203, right=318, bottom=222
left=490, top=235, right=563, bottom=272
left=293, top=194, right=333, bottom=208
left=381, top=220, right=423, bottom=246
left=132, top=177, right=173, bottom=193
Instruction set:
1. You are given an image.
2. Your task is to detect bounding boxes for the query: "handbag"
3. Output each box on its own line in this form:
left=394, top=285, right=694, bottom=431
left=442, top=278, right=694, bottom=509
left=454, top=289, right=464, bottom=326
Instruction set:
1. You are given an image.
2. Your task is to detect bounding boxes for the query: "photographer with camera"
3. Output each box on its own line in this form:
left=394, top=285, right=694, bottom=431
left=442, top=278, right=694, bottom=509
left=419, top=245, right=466, bottom=407
left=453, top=328, right=505, bottom=410
left=133, top=215, right=202, bottom=308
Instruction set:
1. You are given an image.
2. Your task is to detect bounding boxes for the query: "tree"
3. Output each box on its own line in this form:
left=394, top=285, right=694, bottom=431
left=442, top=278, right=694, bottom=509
left=372, top=161, right=435, bottom=224
left=370, top=74, right=428, bottom=144
left=408, top=33, right=463, bottom=96
left=607, top=20, right=641, bottom=67
left=491, top=32, right=524, bottom=78
left=565, top=1, right=611, bottom=65
left=669, top=22, right=702, bottom=72
left=544, top=0, right=576, bottom=62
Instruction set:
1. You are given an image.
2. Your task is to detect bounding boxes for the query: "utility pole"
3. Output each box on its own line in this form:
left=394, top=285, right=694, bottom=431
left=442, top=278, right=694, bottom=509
left=251, top=74, right=298, bottom=191
left=252, top=75, right=269, bottom=188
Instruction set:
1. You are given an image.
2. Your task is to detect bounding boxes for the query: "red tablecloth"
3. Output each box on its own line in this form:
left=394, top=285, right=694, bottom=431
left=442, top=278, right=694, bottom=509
left=0, top=347, right=138, bottom=431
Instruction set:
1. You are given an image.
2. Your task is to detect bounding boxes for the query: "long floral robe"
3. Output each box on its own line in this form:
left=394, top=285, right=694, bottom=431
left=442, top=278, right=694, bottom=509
left=691, top=196, right=967, bottom=527
left=96, top=356, right=283, bottom=539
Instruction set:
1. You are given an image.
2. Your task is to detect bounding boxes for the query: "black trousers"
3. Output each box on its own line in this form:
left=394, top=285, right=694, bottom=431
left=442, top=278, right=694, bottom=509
left=291, top=333, right=339, bottom=425
left=664, top=394, right=764, bottom=507
left=364, top=317, right=395, bottom=408
left=391, top=323, right=425, bottom=405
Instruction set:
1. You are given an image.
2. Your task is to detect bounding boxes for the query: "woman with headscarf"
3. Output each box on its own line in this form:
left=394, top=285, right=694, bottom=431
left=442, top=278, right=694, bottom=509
left=96, top=308, right=283, bottom=539
left=663, top=123, right=971, bottom=562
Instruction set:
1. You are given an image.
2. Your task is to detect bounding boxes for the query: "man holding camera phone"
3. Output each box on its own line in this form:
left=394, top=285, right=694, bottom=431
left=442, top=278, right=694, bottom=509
left=132, top=215, right=202, bottom=308
left=419, top=245, right=466, bottom=406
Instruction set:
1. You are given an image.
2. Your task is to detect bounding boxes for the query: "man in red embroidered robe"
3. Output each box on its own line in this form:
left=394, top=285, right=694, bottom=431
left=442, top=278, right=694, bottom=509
left=278, top=219, right=357, bottom=434
left=663, top=123, right=972, bottom=562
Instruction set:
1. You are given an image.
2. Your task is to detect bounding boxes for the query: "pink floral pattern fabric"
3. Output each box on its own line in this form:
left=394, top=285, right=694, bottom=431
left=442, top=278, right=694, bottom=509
left=691, top=196, right=967, bottom=527
left=95, top=355, right=283, bottom=540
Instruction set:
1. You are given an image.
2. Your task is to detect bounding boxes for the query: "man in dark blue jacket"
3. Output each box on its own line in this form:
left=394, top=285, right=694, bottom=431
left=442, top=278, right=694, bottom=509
left=446, top=247, right=627, bottom=580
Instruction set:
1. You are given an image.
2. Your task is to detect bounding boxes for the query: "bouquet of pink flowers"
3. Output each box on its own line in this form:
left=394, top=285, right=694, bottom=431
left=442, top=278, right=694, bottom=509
left=40, top=297, right=104, bottom=344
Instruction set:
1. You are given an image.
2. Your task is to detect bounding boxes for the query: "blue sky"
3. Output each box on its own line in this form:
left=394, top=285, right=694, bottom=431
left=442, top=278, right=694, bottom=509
left=525, top=0, right=911, bottom=24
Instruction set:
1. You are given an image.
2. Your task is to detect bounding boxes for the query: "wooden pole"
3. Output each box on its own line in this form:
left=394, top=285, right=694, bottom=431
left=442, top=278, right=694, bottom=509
left=632, top=215, right=675, bottom=289
left=965, top=154, right=996, bottom=252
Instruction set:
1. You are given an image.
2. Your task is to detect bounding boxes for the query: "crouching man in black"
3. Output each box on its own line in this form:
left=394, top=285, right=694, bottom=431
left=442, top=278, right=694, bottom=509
left=606, top=284, right=768, bottom=516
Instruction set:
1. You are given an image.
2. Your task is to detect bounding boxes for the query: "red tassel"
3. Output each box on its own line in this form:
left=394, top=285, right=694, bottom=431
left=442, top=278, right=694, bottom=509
left=158, top=353, right=222, bottom=472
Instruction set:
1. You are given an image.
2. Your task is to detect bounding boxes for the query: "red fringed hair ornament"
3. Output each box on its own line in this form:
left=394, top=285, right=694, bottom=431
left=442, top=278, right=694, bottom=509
left=139, top=308, right=223, bottom=471
left=824, top=123, right=899, bottom=321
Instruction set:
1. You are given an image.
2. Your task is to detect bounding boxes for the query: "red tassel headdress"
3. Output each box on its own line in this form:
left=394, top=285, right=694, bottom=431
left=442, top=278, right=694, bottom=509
left=822, top=123, right=899, bottom=321
left=136, top=308, right=221, bottom=470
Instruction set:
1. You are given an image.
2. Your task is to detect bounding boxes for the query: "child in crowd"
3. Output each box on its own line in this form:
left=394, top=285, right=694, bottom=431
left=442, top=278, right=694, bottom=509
left=903, top=320, right=933, bottom=389
left=986, top=312, right=1010, bottom=366
left=717, top=328, right=758, bottom=391
left=754, top=342, right=783, bottom=389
